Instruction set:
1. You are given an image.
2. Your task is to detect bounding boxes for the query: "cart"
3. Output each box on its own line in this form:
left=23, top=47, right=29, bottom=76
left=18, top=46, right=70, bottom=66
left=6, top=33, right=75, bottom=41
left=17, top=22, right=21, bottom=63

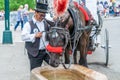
left=88, top=12, right=110, bottom=67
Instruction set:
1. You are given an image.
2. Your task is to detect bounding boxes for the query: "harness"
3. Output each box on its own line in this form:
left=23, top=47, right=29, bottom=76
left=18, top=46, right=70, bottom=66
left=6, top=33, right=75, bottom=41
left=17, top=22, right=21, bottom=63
left=60, top=5, right=92, bottom=69
left=67, top=6, right=83, bottom=58
left=67, top=3, right=92, bottom=54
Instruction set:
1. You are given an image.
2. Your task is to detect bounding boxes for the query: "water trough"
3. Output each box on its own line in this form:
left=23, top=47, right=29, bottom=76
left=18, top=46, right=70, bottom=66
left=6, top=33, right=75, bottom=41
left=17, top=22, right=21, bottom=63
left=30, top=64, right=108, bottom=80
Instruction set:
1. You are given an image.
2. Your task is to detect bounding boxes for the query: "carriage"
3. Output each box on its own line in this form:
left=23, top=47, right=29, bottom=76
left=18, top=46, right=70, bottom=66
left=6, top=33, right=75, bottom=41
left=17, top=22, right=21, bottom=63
left=87, top=12, right=110, bottom=67
left=44, top=0, right=110, bottom=69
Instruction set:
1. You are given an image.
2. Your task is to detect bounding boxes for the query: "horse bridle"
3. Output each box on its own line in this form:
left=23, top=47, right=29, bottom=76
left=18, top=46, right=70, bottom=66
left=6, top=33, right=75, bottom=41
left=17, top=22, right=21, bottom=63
left=54, top=15, right=78, bottom=68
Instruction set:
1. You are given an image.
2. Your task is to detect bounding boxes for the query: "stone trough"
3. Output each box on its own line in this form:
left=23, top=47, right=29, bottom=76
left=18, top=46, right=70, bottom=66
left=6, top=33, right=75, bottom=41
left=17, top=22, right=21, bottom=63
left=30, top=64, right=108, bottom=80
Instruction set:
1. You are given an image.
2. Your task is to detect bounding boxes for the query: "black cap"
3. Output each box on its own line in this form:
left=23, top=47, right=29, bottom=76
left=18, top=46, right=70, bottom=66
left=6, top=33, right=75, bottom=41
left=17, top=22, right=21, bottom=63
left=34, top=0, right=48, bottom=13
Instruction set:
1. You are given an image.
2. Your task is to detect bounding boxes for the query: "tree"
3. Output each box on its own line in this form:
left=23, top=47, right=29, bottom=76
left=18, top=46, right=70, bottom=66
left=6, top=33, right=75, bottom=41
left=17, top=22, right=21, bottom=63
left=0, top=0, right=4, bottom=10
left=0, top=0, right=35, bottom=11
left=10, top=0, right=35, bottom=11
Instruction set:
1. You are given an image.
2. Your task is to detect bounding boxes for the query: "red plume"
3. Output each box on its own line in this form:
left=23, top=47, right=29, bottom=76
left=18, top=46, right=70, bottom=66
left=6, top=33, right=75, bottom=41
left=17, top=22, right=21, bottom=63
left=53, top=0, right=69, bottom=16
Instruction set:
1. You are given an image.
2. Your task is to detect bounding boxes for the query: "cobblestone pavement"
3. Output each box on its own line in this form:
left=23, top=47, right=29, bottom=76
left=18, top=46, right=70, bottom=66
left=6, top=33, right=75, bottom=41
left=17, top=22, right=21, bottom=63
left=0, top=16, right=120, bottom=80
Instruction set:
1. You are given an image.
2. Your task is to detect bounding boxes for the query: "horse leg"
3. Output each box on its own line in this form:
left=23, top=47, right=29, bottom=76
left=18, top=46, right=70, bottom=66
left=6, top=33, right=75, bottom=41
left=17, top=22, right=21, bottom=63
left=73, top=49, right=77, bottom=64
left=64, top=47, right=70, bottom=64
left=78, top=34, right=88, bottom=67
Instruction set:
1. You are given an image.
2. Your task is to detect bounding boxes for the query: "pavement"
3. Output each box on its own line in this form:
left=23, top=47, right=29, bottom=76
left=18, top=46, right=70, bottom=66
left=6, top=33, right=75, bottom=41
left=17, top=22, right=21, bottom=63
left=0, top=16, right=120, bottom=80
left=0, top=21, right=30, bottom=80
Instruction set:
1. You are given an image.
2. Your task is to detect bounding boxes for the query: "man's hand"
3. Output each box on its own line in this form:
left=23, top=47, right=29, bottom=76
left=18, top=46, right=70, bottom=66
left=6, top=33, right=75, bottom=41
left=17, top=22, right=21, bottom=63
left=35, top=32, right=42, bottom=38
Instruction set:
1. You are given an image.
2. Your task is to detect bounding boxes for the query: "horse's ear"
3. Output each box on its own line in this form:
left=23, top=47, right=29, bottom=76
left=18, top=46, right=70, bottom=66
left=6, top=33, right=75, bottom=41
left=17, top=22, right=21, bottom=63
left=53, top=0, right=69, bottom=16
left=61, top=15, right=70, bottom=28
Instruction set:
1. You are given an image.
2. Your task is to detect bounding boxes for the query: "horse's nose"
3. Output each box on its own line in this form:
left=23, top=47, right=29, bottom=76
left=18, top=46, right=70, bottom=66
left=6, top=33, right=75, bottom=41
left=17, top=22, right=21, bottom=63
left=49, top=60, right=59, bottom=67
left=53, top=60, right=60, bottom=67
left=54, top=61, right=59, bottom=67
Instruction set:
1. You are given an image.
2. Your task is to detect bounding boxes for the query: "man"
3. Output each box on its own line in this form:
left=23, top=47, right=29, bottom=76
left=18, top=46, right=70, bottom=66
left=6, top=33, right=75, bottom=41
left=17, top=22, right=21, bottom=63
left=23, top=4, right=29, bottom=25
left=14, top=5, right=24, bottom=31
left=21, top=0, right=50, bottom=70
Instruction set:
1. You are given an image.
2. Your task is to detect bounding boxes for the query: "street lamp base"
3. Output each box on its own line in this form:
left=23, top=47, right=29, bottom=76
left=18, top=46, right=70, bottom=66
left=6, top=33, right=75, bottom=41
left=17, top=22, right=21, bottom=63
left=2, top=30, right=13, bottom=44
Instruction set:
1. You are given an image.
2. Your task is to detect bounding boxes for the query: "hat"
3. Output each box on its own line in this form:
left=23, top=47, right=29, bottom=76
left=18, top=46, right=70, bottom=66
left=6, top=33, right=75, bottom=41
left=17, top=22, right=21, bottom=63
left=34, top=0, right=48, bottom=13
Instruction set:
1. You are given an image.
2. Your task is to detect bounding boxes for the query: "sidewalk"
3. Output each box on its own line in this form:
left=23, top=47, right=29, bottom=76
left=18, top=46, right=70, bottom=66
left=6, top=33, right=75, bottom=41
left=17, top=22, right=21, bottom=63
left=0, top=43, right=30, bottom=80
left=0, top=20, right=30, bottom=80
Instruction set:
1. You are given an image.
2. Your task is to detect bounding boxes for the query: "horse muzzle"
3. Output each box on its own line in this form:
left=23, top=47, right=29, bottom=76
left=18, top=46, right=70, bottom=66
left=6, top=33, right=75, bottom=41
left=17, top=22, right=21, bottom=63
left=49, top=58, right=60, bottom=67
left=48, top=52, right=61, bottom=67
left=46, top=44, right=63, bottom=67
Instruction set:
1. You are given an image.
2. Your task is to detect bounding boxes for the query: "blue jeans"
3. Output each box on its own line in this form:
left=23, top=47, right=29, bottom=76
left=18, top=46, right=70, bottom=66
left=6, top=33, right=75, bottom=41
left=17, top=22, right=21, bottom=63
left=23, top=16, right=28, bottom=25
left=14, top=20, right=23, bottom=30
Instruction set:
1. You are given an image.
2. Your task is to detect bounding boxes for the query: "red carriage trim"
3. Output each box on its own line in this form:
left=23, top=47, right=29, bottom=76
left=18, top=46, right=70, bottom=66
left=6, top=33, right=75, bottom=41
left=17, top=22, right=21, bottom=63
left=46, top=44, right=63, bottom=54
left=73, top=1, right=90, bottom=21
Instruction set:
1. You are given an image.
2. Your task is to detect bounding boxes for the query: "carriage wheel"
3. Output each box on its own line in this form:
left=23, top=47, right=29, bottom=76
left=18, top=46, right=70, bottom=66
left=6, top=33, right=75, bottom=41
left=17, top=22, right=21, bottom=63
left=104, top=28, right=109, bottom=66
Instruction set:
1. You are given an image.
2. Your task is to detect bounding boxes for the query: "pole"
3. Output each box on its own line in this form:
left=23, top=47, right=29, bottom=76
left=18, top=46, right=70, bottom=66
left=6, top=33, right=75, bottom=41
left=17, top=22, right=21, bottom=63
left=2, top=0, right=13, bottom=44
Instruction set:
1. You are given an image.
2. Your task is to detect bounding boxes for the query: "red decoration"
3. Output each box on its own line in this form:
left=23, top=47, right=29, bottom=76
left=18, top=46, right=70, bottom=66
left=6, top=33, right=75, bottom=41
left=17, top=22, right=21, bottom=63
left=53, top=0, right=69, bottom=16
left=46, top=44, right=63, bottom=54
left=73, top=1, right=90, bottom=21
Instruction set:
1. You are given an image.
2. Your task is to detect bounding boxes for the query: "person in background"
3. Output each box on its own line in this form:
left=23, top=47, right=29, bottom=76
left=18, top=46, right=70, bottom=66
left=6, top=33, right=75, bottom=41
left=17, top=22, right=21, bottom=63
left=97, top=2, right=104, bottom=16
left=103, top=1, right=109, bottom=17
left=23, top=4, right=29, bottom=25
left=21, top=0, right=50, bottom=70
left=14, top=5, right=24, bottom=31
left=29, top=8, right=34, bottom=12
left=0, top=10, right=4, bottom=20
left=29, top=8, right=35, bottom=21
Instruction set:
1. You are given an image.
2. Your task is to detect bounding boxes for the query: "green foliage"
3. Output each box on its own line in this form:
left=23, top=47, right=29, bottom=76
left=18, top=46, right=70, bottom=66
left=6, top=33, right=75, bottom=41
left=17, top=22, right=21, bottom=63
left=0, top=0, right=4, bottom=10
left=0, top=0, right=35, bottom=11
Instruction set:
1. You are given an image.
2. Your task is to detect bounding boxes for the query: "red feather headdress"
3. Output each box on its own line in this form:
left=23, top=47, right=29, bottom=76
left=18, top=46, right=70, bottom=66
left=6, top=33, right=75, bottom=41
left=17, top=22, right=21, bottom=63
left=53, top=0, right=69, bottom=16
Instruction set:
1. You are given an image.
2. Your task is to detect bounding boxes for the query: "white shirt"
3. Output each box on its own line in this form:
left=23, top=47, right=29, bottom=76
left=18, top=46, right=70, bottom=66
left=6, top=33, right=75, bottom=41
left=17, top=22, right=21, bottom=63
left=97, top=4, right=104, bottom=11
left=21, top=16, right=48, bottom=50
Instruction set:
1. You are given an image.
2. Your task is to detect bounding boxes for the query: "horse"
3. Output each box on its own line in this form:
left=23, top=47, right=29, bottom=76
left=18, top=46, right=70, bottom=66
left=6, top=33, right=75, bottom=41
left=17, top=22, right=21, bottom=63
left=46, top=1, right=96, bottom=68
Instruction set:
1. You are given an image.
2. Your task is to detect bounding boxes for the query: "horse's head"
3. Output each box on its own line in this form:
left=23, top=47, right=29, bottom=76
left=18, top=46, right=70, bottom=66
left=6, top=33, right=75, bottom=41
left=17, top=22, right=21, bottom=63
left=46, top=11, right=73, bottom=67
left=47, top=27, right=70, bottom=67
